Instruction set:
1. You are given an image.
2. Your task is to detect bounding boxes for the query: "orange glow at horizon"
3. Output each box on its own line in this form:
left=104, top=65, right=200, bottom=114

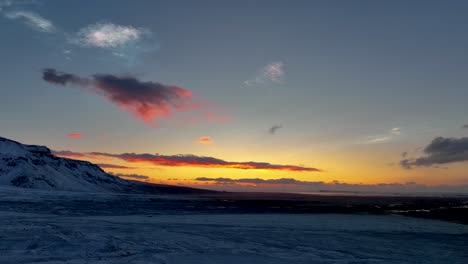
left=51, top=143, right=468, bottom=188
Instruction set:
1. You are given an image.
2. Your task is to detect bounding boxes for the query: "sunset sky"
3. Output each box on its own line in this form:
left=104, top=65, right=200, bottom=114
left=1, top=0, right=468, bottom=193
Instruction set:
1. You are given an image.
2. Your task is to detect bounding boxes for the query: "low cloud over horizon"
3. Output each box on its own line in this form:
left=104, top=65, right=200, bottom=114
left=42, top=68, right=200, bottom=125
left=53, top=150, right=320, bottom=172
left=194, top=177, right=468, bottom=193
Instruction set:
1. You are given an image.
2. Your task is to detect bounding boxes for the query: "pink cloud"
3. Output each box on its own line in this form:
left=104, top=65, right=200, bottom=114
left=43, top=69, right=206, bottom=125
left=67, top=133, right=83, bottom=139
left=196, top=136, right=213, bottom=145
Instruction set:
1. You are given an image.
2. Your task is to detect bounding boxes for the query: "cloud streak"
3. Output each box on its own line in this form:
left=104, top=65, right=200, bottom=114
left=400, top=137, right=468, bottom=169
left=97, top=163, right=135, bottom=169
left=5, top=11, right=55, bottom=32
left=114, top=173, right=149, bottom=180
left=196, top=177, right=314, bottom=185
left=365, top=127, right=401, bottom=143
left=53, top=150, right=321, bottom=172
left=42, top=68, right=199, bottom=125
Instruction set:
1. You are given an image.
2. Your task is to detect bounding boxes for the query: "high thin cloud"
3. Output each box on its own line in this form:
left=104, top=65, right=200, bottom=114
left=366, top=127, right=401, bottom=143
left=73, top=23, right=144, bottom=48
left=244, top=62, right=284, bottom=86
left=194, top=177, right=468, bottom=193
left=400, top=137, right=468, bottom=169
left=196, top=136, right=213, bottom=145
left=67, top=133, right=83, bottom=139
left=70, top=22, right=156, bottom=63
left=42, top=68, right=198, bottom=125
left=5, top=11, right=55, bottom=32
left=269, top=125, right=282, bottom=135
left=53, top=150, right=320, bottom=172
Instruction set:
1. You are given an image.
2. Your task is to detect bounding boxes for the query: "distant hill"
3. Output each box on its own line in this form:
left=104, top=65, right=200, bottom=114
left=0, top=137, right=215, bottom=194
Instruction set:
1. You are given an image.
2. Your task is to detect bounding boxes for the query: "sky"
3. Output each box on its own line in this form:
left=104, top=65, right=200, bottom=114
left=1, top=0, right=468, bottom=193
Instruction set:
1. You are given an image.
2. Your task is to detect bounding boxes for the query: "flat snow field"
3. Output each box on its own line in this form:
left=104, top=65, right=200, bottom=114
left=0, top=187, right=467, bottom=264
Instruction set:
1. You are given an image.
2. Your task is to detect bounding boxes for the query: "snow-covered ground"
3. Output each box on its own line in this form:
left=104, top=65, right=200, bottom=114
left=0, top=187, right=467, bottom=264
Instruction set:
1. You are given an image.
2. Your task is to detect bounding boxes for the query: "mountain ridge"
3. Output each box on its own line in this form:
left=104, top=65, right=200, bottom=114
left=0, top=136, right=215, bottom=194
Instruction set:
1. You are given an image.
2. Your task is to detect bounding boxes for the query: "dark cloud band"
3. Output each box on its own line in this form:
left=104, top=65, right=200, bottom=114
left=53, top=150, right=321, bottom=172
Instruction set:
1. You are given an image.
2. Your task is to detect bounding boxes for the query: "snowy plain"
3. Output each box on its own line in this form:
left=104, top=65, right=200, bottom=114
left=0, top=186, right=467, bottom=264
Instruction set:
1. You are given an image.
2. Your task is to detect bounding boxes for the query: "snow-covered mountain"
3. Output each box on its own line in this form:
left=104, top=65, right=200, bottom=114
left=0, top=137, right=129, bottom=192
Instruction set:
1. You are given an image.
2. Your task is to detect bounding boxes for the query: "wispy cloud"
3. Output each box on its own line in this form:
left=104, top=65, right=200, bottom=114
left=269, top=125, right=282, bottom=135
left=244, top=62, right=284, bottom=86
left=365, top=127, right=402, bottom=143
left=401, top=137, right=468, bottom=169
left=5, top=10, right=55, bottom=32
left=366, top=136, right=391, bottom=143
left=53, top=150, right=321, bottom=172
left=390, top=127, right=401, bottom=135
left=42, top=68, right=201, bottom=125
left=196, top=136, right=213, bottom=145
left=73, top=23, right=143, bottom=48
left=70, top=22, right=156, bottom=63
left=462, top=124, right=468, bottom=129
left=67, top=133, right=83, bottom=139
